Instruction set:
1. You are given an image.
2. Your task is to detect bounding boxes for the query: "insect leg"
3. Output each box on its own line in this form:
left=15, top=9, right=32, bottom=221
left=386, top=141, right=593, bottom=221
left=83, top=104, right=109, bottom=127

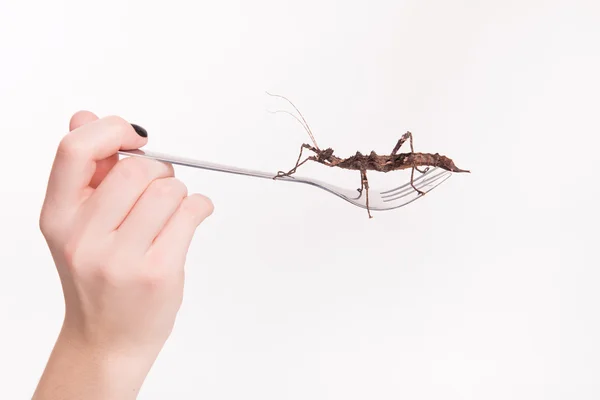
left=392, top=131, right=429, bottom=173
left=407, top=133, right=430, bottom=174
left=360, top=169, right=373, bottom=218
left=274, top=144, right=315, bottom=179
left=410, top=166, right=426, bottom=196
left=391, top=132, right=411, bottom=155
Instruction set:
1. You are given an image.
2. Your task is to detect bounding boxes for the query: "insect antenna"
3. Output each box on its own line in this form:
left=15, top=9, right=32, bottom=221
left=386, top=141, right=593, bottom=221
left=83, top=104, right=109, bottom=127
left=266, top=110, right=315, bottom=145
left=265, top=92, right=320, bottom=150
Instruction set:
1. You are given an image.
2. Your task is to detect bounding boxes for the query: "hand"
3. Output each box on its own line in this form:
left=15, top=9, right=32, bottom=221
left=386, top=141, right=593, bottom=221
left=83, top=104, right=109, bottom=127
left=34, top=111, right=214, bottom=399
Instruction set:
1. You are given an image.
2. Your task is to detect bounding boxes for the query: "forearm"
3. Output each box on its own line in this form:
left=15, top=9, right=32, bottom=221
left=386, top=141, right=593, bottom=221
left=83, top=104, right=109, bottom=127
left=33, top=327, right=156, bottom=400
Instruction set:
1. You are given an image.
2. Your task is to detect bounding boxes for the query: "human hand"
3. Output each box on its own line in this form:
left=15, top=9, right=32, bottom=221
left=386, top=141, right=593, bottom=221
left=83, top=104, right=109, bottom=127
left=34, top=111, right=213, bottom=399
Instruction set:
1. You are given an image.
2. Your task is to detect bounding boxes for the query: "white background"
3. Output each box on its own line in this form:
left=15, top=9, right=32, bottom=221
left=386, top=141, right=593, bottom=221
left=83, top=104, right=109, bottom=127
left=1, top=0, right=599, bottom=398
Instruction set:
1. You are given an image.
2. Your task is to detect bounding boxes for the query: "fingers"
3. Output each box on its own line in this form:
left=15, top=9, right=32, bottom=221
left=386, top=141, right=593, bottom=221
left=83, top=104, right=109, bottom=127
left=69, top=110, right=99, bottom=131
left=79, top=156, right=175, bottom=235
left=116, top=177, right=188, bottom=252
left=68, top=111, right=120, bottom=189
left=151, top=194, right=214, bottom=259
left=46, top=115, right=148, bottom=210
left=89, top=154, right=119, bottom=189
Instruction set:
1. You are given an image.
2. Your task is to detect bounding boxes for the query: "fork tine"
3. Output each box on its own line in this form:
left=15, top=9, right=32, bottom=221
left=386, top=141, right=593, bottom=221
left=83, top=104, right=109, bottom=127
left=380, top=170, right=451, bottom=203
left=380, top=167, right=444, bottom=198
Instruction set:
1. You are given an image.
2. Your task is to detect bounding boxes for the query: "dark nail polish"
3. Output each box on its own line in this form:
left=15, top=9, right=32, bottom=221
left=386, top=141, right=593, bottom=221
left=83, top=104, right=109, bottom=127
left=131, top=123, right=147, bottom=138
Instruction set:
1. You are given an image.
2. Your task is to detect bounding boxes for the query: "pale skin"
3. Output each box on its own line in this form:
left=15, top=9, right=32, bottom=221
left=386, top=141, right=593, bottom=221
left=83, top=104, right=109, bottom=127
left=33, top=111, right=214, bottom=399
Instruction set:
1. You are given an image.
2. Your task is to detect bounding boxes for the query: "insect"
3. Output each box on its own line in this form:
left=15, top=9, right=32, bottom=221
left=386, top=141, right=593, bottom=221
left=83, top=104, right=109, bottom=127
left=267, top=92, right=470, bottom=218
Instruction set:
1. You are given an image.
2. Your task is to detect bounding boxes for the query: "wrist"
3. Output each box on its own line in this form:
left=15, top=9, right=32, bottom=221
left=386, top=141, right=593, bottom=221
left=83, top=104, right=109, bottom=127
left=33, top=325, right=158, bottom=400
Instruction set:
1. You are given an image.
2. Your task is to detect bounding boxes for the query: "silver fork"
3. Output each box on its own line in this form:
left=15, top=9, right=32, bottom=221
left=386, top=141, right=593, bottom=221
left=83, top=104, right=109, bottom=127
left=118, top=148, right=453, bottom=212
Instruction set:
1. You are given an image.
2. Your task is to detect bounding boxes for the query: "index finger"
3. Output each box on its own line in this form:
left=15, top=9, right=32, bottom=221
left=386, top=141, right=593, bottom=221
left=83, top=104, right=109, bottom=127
left=45, top=115, right=148, bottom=210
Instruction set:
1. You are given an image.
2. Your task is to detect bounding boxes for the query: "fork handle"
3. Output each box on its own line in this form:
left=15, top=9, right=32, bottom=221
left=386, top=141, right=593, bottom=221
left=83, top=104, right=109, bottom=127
left=118, top=149, right=293, bottom=181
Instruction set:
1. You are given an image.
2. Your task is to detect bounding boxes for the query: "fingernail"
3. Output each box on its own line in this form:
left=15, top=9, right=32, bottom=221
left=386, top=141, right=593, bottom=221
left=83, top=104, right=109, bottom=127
left=131, top=123, right=147, bottom=138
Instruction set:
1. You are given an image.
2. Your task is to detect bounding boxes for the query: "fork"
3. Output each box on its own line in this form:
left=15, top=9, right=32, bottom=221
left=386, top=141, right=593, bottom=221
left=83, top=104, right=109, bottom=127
left=117, top=148, right=453, bottom=212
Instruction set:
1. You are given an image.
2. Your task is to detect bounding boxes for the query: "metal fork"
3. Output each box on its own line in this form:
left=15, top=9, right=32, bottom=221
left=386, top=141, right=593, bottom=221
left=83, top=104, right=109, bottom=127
left=118, top=149, right=453, bottom=212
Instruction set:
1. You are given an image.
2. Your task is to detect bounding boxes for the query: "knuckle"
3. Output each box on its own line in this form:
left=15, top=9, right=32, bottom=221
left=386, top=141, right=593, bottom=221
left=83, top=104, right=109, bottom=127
left=148, top=248, right=173, bottom=268
left=90, top=265, right=122, bottom=287
left=57, top=133, right=85, bottom=159
left=138, top=269, right=169, bottom=292
left=181, top=194, right=214, bottom=219
left=102, top=115, right=130, bottom=131
left=39, top=202, right=64, bottom=239
left=114, top=156, right=151, bottom=182
left=62, top=235, right=108, bottom=276
left=62, top=238, right=86, bottom=271
left=85, top=250, right=128, bottom=286
left=60, top=236, right=125, bottom=286
left=39, top=217, right=61, bottom=243
left=114, top=157, right=174, bottom=184
left=149, top=177, right=187, bottom=199
left=164, top=161, right=175, bottom=175
left=38, top=211, right=52, bottom=237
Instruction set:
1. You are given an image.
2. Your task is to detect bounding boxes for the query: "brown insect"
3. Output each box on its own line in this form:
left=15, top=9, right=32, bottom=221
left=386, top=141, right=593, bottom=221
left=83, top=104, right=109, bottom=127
left=267, top=93, right=470, bottom=218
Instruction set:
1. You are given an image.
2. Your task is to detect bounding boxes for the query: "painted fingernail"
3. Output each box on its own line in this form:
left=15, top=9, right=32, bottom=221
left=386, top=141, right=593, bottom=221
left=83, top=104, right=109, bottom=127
left=131, top=123, right=147, bottom=138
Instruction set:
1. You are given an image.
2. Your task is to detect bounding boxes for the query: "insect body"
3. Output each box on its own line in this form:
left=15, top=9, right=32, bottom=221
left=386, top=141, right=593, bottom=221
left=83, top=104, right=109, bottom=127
left=267, top=93, right=470, bottom=218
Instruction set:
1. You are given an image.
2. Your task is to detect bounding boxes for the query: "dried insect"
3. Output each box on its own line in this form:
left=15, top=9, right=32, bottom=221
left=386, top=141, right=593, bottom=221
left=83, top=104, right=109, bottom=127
left=267, top=92, right=470, bottom=218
